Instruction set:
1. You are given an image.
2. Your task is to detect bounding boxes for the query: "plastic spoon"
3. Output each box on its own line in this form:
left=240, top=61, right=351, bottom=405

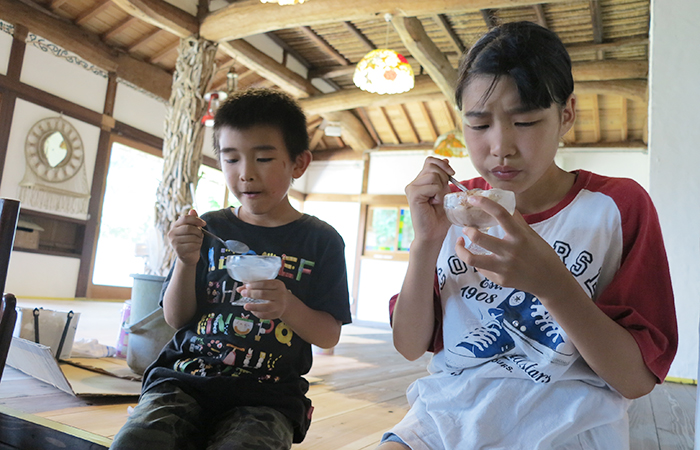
left=448, top=175, right=469, bottom=192
left=201, top=228, right=250, bottom=254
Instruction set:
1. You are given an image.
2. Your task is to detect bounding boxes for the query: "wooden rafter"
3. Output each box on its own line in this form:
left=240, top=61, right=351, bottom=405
left=0, top=0, right=173, bottom=99
left=201, top=0, right=574, bottom=42
left=75, top=0, right=112, bottom=25
left=379, top=106, right=400, bottom=144
left=432, top=14, right=465, bottom=55
left=533, top=4, right=547, bottom=28
left=591, top=94, right=601, bottom=142
left=299, top=26, right=349, bottom=66
left=589, top=0, right=604, bottom=44
left=481, top=9, right=498, bottom=29
left=309, top=127, right=325, bottom=150
left=418, top=101, right=437, bottom=141
left=150, top=39, right=180, bottom=64
left=391, top=16, right=458, bottom=107
left=128, top=28, right=164, bottom=53
left=620, top=97, right=628, bottom=141
left=356, top=107, right=380, bottom=145
left=111, top=0, right=198, bottom=38
left=265, top=32, right=312, bottom=70
left=48, top=0, right=68, bottom=10
left=398, top=104, right=419, bottom=143
left=102, top=16, right=139, bottom=41
left=343, top=21, right=375, bottom=52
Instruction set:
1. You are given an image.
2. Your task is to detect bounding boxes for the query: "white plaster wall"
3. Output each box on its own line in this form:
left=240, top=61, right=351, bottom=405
left=113, top=82, right=168, bottom=139
left=301, top=160, right=364, bottom=194
left=21, top=44, right=107, bottom=113
left=558, top=150, right=650, bottom=191
left=0, top=30, right=12, bottom=75
left=0, top=98, right=100, bottom=220
left=649, top=0, right=700, bottom=381
left=5, top=252, right=80, bottom=298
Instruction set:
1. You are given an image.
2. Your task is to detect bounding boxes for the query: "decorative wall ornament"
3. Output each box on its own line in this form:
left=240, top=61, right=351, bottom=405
left=26, top=34, right=108, bottom=79
left=19, top=117, right=90, bottom=214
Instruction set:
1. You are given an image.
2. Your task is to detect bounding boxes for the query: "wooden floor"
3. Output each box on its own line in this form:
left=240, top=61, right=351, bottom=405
left=0, top=299, right=696, bottom=449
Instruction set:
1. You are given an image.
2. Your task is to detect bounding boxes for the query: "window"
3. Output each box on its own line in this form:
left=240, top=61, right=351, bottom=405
left=364, top=206, right=413, bottom=258
left=92, top=142, right=163, bottom=287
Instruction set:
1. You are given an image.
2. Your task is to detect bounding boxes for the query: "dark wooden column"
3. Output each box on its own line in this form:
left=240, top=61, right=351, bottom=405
left=75, top=72, right=117, bottom=298
left=0, top=24, right=27, bottom=188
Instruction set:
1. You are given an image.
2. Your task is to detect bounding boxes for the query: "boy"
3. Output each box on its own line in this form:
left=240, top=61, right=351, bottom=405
left=112, top=89, right=352, bottom=450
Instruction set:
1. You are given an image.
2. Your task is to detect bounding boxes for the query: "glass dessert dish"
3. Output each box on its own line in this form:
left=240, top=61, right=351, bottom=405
left=443, top=188, right=516, bottom=254
left=225, top=255, right=283, bottom=305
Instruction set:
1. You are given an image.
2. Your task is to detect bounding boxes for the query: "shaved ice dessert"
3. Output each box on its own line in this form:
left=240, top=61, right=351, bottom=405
left=443, top=188, right=516, bottom=229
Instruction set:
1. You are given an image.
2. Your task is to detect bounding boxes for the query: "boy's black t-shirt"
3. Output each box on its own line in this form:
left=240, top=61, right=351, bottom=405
left=142, top=208, right=352, bottom=442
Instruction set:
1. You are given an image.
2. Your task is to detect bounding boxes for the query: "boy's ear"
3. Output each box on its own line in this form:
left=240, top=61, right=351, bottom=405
left=292, top=150, right=313, bottom=179
left=559, top=94, right=576, bottom=137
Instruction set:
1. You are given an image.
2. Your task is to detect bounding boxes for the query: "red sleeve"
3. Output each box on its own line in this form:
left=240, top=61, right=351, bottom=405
left=389, top=273, right=443, bottom=353
left=589, top=176, right=678, bottom=382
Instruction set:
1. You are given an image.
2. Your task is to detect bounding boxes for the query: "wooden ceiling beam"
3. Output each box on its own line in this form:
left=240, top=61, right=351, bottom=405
left=323, top=110, right=376, bottom=151
left=298, top=75, right=441, bottom=115
left=299, top=26, right=349, bottom=66
left=432, top=14, right=465, bottom=55
left=575, top=80, right=647, bottom=103
left=201, top=0, right=574, bottom=42
left=379, top=106, right=400, bottom=144
left=572, top=60, right=647, bottom=81
left=149, top=39, right=180, bottom=64
left=111, top=0, right=198, bottom=38
left=391, top=15, right=457, bottom=108
left=219, top=40, right=316, bottom=99
left=0, top=0, right=173, bottom=100
left=566, top=36, right=648, bottom=55
left=300, top=76, right=647, bottom=116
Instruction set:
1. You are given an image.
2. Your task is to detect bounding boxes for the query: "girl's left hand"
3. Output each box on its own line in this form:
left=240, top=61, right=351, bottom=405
left=455, top=195, right=571, bottom=300
left=238, top=280, right=294, bottom=320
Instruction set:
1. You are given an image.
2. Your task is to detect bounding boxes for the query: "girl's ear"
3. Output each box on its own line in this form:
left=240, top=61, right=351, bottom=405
left=292, top=150, right=313, bottom=179
left=559, top=94, right=577, bottom=137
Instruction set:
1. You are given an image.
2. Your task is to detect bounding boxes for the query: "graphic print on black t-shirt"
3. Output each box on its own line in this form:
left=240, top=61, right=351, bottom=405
left=172, top=245, right=315, bottom=382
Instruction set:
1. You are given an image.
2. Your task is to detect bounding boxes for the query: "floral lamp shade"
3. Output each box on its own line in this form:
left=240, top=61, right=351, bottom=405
left=434, top=130, right=468, bottom=158
left=261, top=0, right=307, bottom=4
left=353, top=49, right=415, bottom=95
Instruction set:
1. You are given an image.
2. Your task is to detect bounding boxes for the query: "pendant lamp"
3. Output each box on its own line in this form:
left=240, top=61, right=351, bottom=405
left=353, top=14, right=414, bottom=95
left=433, top=130, right=468, bottom=158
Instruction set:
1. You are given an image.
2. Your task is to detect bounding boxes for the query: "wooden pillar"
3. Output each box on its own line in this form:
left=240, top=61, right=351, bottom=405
left=0, top=24, right=27, bottom=188
left=154, top=36, right=217, bottom=275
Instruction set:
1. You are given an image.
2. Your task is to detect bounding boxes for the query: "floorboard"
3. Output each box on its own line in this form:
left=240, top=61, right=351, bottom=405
left=0, top=299, right=695, bottom=449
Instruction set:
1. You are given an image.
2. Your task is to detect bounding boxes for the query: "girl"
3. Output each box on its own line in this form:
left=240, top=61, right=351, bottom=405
left=379, top=21, right=677, bottom=450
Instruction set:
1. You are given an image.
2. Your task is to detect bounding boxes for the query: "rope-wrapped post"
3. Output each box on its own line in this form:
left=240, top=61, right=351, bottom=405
left=153, top=36, right=218, bottom=276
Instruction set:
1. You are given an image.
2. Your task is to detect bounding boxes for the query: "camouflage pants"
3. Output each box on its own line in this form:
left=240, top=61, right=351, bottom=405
left=111, top=382, right=294, bottom=450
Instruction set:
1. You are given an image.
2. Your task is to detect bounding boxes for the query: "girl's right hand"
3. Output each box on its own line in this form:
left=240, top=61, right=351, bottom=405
left=168, top=209, right=206, bottom=266
left=405, top=157, right=454, bottom=243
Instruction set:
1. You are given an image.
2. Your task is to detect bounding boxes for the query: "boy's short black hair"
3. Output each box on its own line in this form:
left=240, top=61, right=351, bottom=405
left=212, top=88, right=309, bottom=160
left=455, top=21, right=574, bottom=110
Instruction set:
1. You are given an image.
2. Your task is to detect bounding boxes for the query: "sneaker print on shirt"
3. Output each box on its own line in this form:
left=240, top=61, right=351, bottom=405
left=449, top=308, right=515, bottom=359
left=499, top=290, right=575, bottom=359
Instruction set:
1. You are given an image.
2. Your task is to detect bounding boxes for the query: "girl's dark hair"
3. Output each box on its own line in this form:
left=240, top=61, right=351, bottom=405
left=455, top=21, right=574, bottom=110
left=212, top=88, right=309, bottom=160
